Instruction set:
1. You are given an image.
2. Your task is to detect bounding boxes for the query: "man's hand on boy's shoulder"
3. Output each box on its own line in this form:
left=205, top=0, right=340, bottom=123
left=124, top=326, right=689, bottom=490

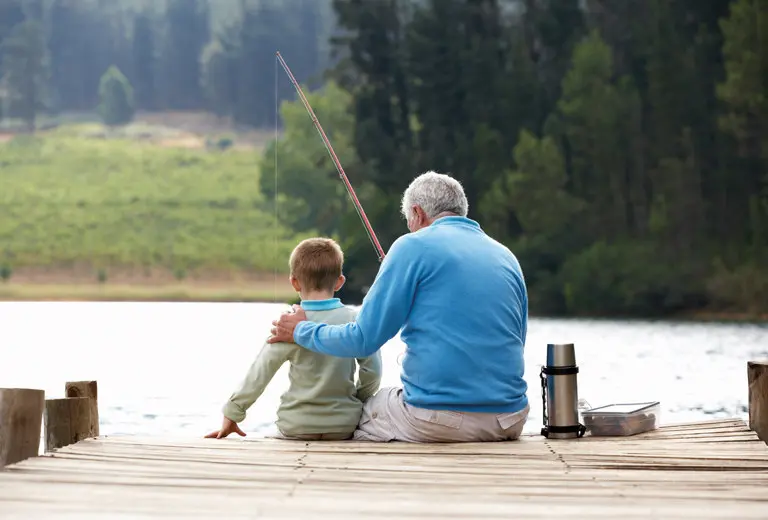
left=205, top=417, right=246, bottom=439
left=268, top=304, right=307, bottom=344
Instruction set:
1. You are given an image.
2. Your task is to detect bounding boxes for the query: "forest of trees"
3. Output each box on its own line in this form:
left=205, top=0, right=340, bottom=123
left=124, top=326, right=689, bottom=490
left=0, top=0, right=333, bottom=129
left=264, top=0, right=768, bottom=317
left=1, top=0, right=766, bottom=317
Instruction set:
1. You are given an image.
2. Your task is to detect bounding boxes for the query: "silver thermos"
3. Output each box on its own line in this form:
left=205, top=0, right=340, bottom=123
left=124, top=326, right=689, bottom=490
left=540, top=343, right=586, bottom=439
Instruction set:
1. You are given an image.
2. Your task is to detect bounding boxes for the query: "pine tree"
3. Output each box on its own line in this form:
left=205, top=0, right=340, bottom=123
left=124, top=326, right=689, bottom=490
left=159, top=0, right=210, bottom=109
left=48, top=1, right=119, bottom=111
left=554, top=30, right=644, bottom=240
left=200, top=39, right=234, bottom=119
left=98, top=65, right=134, bottom=127
left=717, top=0, right=768, bottom=255
left=132, top=11, right=156, bottom=110
left=233, top=0, right=307, bottom=128
left=521, top=0, right=586, bottom=125
left=406, top=0, right=514, bottom=210
left=644, top=0, right=707, bottom=252
left=0, top=0, right=24, bottom=37
left=0, top=0, right=25, bottom=122
left=48, top=0, right=85, bottom=112
left=0, top=20, right=48, bottom=131
left=327, top=0, right=415, bottom=299
left=718, top=0, right=768, bottom=164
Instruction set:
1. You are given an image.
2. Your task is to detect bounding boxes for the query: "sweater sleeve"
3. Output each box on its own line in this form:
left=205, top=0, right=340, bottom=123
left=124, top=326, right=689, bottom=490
left=293, top=236, right=422, bottom=358
left=222, top=341, right=293, bottom=423
left=355, top=350, right=383, bottom=402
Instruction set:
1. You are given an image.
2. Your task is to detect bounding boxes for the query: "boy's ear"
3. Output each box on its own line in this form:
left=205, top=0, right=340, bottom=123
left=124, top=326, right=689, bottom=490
left=334, top=274, right=346, bottom=292
left=289, top=276, right=301, bottom=293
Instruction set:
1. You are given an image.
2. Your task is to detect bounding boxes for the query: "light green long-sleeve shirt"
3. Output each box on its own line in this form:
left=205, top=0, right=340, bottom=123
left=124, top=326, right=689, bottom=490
left=223, top=301, right=383, bottom=437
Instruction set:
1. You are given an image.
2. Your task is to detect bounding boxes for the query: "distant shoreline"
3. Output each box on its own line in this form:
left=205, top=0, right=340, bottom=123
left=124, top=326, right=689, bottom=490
left=667, top=310, right=768, bottom=325
left=1, top=282, right=765, bottom=324
left=527, top=310, right=768, bottom=325
left=0, top=282, right=297, bottom=305
left=531, top=311, right=767, bottom=325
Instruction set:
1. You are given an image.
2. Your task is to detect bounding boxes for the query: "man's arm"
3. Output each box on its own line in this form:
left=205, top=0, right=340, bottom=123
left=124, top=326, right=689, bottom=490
left=355, top=350, right=383, bottom=402
left=293, top=236, right=423, bottom=358
left=222, top=342, right=293, bottom=423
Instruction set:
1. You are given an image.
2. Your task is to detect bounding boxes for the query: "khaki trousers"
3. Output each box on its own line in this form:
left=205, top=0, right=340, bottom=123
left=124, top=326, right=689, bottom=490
left=353, top=387, right=529, bottom=443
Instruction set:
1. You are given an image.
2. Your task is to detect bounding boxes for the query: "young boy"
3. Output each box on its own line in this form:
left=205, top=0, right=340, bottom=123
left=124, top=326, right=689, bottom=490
left=206, top=237, right=382, bottom=441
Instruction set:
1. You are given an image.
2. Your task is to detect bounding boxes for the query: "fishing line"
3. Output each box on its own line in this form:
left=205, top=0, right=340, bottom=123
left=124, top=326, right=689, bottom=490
left=274, top=55, right=279, bottom=304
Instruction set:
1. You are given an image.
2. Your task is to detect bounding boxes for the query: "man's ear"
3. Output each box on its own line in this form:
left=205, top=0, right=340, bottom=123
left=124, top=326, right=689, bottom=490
left=413, top=206, right=429, bottom=226
left=289, top=276, right=301, bottom=293
left=334, top=274, right=346, bottom=292
left=412, top=205, right=429, bottom=230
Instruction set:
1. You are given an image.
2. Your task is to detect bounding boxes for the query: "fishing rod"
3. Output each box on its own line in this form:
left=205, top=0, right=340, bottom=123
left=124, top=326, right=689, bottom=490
left=275, top=51, right=386, bottom=263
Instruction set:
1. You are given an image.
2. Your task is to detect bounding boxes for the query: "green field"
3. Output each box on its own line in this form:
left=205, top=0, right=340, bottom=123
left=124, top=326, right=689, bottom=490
left=0, top=282, right=299, bottom=303
left=0, top=124, right=312, bottom=298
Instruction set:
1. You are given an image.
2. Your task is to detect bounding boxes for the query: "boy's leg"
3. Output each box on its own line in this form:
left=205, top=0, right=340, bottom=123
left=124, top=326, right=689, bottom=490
left=263, top=424, right=289, bottom=440
left=264, top=424, right=321, bottom=441
left=318, top=432, right=352, bottom=441
left=284, top=433, right=323, bottom=441
left=270, top=429, right=351, bottom=441
left=287, top=433, right=352, bottom=441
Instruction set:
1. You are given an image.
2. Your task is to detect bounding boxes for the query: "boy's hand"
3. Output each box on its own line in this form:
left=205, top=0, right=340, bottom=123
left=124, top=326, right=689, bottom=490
left=205, top=417, right=246, bottom=439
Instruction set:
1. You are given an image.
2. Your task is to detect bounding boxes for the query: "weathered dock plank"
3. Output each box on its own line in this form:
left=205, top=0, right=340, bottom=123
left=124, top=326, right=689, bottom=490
left=0, top=419, right=767, bottom=519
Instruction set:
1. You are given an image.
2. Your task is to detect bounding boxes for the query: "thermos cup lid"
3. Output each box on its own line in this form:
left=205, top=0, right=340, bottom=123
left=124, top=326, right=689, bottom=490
left=546, top=343, right=576, bottom=367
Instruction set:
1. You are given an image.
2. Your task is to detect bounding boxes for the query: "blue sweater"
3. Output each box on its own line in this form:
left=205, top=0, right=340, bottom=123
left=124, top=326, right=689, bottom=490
left=293, top=216, right=529, bottom=414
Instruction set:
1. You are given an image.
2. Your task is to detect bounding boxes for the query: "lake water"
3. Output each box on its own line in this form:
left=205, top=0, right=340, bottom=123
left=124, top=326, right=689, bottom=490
left=1, top=301, right=766, bottom=440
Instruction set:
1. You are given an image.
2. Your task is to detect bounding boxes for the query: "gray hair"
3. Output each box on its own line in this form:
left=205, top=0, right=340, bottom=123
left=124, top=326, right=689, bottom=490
left=401, top=171, right=469, bottom=220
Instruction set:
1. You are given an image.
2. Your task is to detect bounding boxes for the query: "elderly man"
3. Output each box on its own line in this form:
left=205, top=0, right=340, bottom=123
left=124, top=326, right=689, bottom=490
left=268, top=171, right=529, bottom=442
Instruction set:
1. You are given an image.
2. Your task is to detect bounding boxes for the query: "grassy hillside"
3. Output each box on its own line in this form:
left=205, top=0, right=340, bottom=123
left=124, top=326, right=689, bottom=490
left=0, top=124, right=310, bottom=300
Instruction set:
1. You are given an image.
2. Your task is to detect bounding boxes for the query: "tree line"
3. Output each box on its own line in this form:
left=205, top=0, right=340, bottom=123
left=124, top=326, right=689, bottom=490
left=1, top=0, right=765, bottom=317
left=266, top=0, right=768, bottom=317
left=0, top=0, right=333, bottom=129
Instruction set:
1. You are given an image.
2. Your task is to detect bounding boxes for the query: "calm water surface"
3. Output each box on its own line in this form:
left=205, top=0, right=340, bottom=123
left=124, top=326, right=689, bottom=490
left=1, top=302, right=766, bottom=439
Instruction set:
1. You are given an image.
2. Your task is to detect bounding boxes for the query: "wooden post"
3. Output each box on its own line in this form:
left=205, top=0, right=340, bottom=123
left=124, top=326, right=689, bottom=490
left=44, top=398, right=91, bottom=452
left=0, top=388, right=45, bottom=467
left=65, top=381, right=99, bottom=437
left=748, top=361, right=768, bottom=444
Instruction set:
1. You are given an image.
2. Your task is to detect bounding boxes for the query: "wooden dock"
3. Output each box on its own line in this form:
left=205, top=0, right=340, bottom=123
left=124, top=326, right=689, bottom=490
left=1, top=418, right=767, bottom=519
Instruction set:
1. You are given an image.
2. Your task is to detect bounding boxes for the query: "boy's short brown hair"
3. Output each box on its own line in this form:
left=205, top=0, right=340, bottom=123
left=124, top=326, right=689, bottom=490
left=289, top=238, right=344, bottom=292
